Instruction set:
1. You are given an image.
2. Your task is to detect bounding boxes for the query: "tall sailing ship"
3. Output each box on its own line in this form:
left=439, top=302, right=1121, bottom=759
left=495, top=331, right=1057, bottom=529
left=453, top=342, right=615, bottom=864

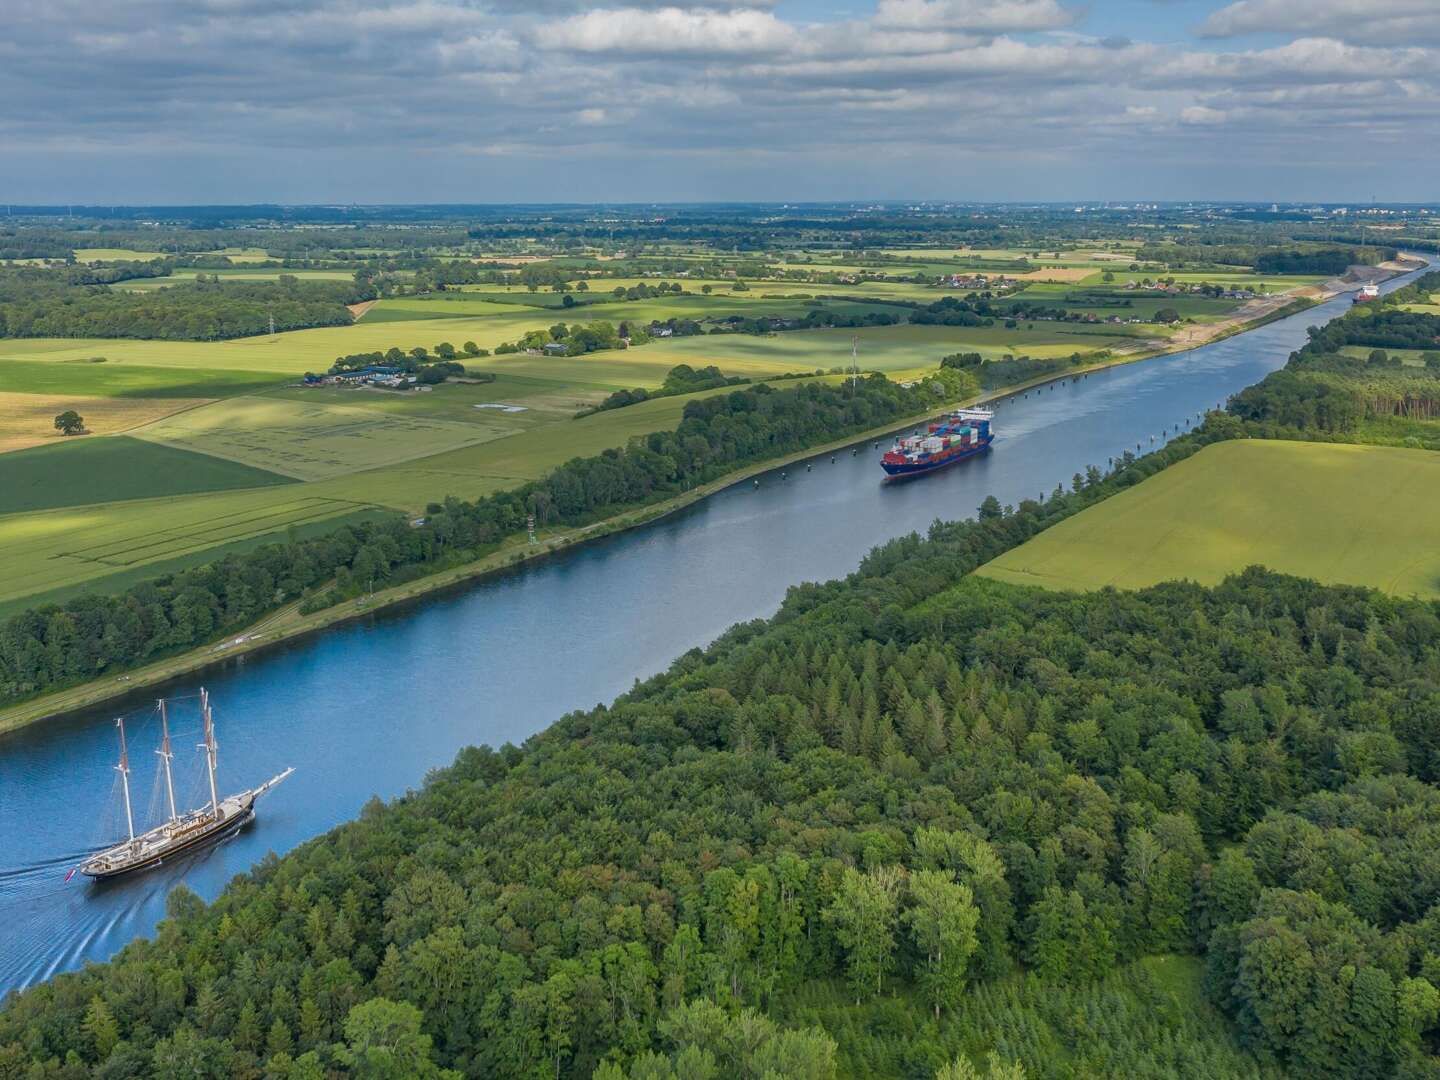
left=76, top=689, right=293, bottom=881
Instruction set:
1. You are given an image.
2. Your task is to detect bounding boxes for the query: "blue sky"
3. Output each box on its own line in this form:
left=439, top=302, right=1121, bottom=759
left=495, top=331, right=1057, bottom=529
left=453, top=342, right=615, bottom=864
left=0, top=0, right=1436, bottom=204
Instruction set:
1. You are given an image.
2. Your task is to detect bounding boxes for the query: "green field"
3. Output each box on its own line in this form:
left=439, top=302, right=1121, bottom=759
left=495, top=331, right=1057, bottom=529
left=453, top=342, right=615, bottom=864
left=0, top=382, right=793, bottom=612
left=303, top=386, right=752, bottom=510
left=0, top=508, right=387, bottom=621
left=1340, top=345, right=1437, bottom=366
left=0, top=357, right=283, bottom=398
left=71, top=248, right=166, bottom=263
left=119, top=268, right=357, bottom=291
left=0, top=435, right=293, bottom=514
left=979, top=439, right=1440, bottom=598
left=0, top=486, right=377, bottom=609
left=640, top=323, right=1141, bottom=376
left=203, top=247, right=274, bottom=263
left=133, top=394, right=518, bottom=480
left=0, top=258, right=1293, bottom=616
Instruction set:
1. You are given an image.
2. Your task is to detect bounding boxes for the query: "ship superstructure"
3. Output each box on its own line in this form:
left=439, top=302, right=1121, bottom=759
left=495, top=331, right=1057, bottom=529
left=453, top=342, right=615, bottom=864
left=880, top=408, right=994, bottom=479
left=77, top=690, right=292, bottom=881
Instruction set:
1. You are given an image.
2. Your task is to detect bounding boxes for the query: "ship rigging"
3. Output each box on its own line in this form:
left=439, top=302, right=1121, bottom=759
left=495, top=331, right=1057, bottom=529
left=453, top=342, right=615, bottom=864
left=75, top=690, right=292, bottom=881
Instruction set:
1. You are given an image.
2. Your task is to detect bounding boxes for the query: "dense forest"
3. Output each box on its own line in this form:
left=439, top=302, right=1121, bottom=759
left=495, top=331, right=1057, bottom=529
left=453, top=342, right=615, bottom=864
left=6, top=439, right=1440, bottom=1075
left=0, top=271, right=370, bottom=340
left=1132, top=242, right=1395, bottom=274
left=0, top=373, right=980, bottom=707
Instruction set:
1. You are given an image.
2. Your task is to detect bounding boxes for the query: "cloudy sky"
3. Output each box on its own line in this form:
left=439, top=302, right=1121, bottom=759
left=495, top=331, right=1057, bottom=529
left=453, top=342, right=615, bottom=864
left=1, top=0, right=1436, bottom=204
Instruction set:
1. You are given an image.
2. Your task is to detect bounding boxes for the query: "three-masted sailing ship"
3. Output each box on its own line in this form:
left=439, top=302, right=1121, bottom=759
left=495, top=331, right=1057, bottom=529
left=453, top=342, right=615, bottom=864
left=77, top=689, right=293, bottom=880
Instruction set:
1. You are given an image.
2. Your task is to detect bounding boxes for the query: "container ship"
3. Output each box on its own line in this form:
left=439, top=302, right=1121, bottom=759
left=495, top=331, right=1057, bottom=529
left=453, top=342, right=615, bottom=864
left=75, top=689, right=292, bottom=881
left=881, top=408, right=994, bottom=479
left=1353, top=284, right=1380, bottom=303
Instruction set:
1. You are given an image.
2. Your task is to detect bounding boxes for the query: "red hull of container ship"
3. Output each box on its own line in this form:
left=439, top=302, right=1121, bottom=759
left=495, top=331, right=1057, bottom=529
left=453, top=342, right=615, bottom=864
left=880, top=407, right=995, bottom=480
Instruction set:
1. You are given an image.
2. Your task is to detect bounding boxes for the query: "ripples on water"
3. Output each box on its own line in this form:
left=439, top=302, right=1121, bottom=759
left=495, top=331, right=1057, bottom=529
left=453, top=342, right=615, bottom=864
left=0, top=261, right=1429, bottom=991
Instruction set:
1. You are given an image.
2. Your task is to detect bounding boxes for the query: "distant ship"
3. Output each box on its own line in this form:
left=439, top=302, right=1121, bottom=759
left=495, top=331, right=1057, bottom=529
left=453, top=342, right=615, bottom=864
left=881, top=408, right=994, bottom=479
left=76, top=690, right=292, bottom=881
left=1354, top=284, right=1380, bottom=303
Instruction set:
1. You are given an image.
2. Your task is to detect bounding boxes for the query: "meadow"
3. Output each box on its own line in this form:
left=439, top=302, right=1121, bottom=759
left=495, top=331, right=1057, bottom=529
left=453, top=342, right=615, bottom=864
left=0, top=486, right=376, bottom=612
left=978, top=439, right=1440, bottom=598
left=70, top=248, right=166, bottom=263
left=301, top=386, right=762, bottom=509
left=118, top=268, right=358, bottom=290
left=133, top=394, right=518, bottom=480
left=0, top=246, right=1320, bottom=615
left=0, top=435, right=293, bottom=514
left=1339, top=345, right=1437, bottom=365
left=0, top=391, right=211, bottom=453
left=0, top=382, right=791, bottom=613
left=639, top=322, right=1142, bottom=378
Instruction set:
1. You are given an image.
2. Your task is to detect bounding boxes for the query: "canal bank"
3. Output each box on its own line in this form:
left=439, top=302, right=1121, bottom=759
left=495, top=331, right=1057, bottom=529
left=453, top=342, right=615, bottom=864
left=4, top=258, right=1414, bottom=736
left=0, top=257, right=1429, bottom=991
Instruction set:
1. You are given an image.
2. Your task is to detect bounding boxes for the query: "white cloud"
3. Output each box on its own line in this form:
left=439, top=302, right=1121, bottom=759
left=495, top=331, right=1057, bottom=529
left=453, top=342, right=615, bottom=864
left=1180, top=105, right=1226, bottom=125
left=538, top=6, right=796, bottom=54
left=0, top=0, right=1437, bottom=201
left=1200, top=0, right=1440, bottom=45
left=874, top=0, right=1075, bottom=33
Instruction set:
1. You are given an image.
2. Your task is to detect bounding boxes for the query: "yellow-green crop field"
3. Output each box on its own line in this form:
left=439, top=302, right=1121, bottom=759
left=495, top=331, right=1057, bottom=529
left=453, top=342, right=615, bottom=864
left=0, top=487, right=374, bottom=609
left=134, top=395, right=519, bottom=480
left=978, top=440, right=1440, bottom=598
left=202, top=247, right=274, bottom=263
left=305, top=389, right=725, bottom=510
left=639, top=323, right=1143, bottom=377
left=120, top=269, right=357, bottom=291
left=0, top=251, right=1303, bottom=616
left=72, top=248, right=168, bottom=263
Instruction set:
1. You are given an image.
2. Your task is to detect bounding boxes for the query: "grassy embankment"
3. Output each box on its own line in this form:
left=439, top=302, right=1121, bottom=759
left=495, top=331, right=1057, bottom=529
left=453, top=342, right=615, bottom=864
left=0, top=299, right=1173, bottom=615
left=0, top=391, right=985, bottom=734
left=0, top=254, right=1351, bottom=729
left=979, top=439, right=1440, bottom=598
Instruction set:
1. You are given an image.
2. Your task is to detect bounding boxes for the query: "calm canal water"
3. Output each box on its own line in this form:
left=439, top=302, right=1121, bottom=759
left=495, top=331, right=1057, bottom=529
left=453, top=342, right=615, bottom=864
left=0, top=261, right=1430, bottom=991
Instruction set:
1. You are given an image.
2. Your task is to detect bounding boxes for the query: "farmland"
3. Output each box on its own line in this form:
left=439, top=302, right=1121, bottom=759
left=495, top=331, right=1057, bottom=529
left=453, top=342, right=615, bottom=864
left=0, top=391, right=211, bottom=453
left=0, top=435, right=292, bottom=515
left=133, top=395, right=519, bottom=480
left=0, top=490, right=385, bottom=619
left=0, top=223, right=1371, bottom=617
left=978, top=439, right=1440, bottom=598
left=70, top=248, right=167, bottom=263
left=118, top=268, right=359, bottom=290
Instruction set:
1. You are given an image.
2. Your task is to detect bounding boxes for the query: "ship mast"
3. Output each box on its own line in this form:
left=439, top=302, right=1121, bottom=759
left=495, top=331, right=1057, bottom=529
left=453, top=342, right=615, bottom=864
left=199, top=688, right=219, bottom=816
left=115, top=718, right=135, bottom=843
left=156, top=699, right=177, bottom=824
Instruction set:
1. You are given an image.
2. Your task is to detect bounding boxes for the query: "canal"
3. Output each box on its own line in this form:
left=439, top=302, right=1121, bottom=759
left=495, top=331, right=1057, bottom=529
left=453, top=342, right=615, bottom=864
left=0, top=260, right=1429, bottom=990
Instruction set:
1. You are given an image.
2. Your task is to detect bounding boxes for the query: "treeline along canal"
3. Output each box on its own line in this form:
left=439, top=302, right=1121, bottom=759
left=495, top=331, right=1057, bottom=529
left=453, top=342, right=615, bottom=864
left=0, top=260, right=1429, bottom=990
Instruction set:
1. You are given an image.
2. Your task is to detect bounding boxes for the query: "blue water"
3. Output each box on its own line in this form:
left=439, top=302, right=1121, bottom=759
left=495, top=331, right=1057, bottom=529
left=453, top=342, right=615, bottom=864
left=0, top=261, right=1429, bottom=991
